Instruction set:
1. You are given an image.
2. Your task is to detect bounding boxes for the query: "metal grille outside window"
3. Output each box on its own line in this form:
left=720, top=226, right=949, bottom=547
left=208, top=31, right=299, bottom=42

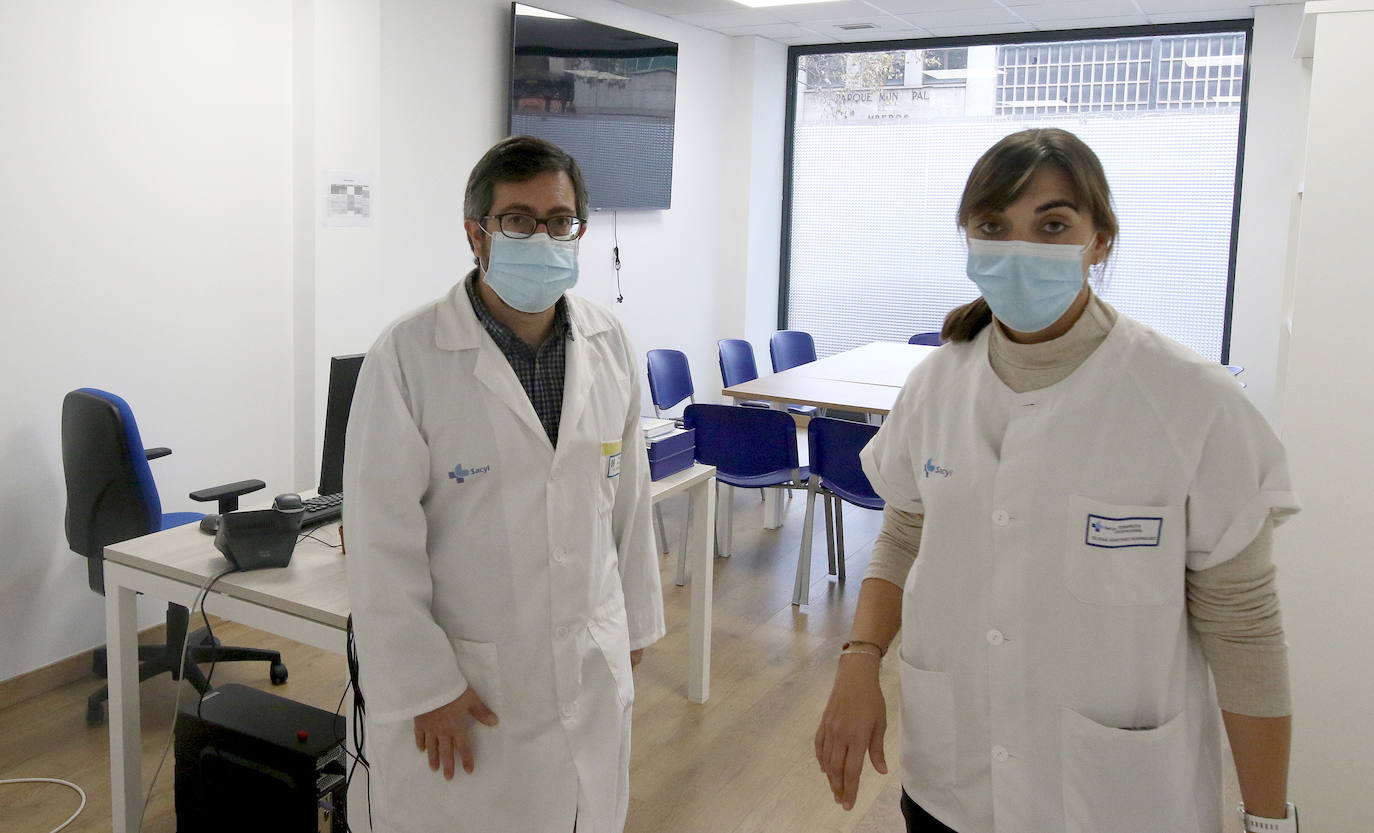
left=997, top=34, right=1246, bottom=114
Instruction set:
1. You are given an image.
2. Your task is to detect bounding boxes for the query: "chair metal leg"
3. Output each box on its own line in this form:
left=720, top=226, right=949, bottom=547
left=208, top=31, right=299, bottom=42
left=794, top=480, right=820, bottom=606
left=653, top=504, right=670, bottom=555
left=718, top=484, right=734, bottom=557
left=829, top=503, right=840, bottom=580
left=823, top=494, right=836, bottom=576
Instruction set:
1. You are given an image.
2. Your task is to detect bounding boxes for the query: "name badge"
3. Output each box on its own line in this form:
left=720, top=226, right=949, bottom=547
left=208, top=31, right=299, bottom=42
left=602, top=440, right=622, bottom=478
left=1085, top=514, right=1163, bottom=548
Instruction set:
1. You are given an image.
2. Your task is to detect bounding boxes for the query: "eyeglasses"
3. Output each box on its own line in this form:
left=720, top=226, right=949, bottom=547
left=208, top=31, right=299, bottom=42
left=481, top=213, right=586, bottom=241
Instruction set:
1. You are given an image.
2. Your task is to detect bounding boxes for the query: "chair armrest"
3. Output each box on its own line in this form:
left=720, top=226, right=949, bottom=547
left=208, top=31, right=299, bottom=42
left=189, top=479, right=267, bottom=514
left=144, top=447, right=172, bottom=461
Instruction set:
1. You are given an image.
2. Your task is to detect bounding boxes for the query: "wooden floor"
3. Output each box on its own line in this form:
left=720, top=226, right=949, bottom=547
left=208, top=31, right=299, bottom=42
left=0, top=485, right=1240, bottom=832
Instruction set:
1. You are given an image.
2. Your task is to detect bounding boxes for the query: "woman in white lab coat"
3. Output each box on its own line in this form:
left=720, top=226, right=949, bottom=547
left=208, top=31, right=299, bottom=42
left=815, top=129, right=1300, bottom=833
left=343, top=137, right=664, bottom=833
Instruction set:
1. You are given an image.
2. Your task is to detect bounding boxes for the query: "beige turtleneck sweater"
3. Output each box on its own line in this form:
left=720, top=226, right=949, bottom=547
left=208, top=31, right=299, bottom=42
left=863, top=294, right=1291, bottom=717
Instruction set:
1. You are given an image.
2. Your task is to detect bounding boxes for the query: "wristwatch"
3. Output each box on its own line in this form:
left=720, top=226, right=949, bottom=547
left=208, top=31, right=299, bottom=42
left=1239, top=802, right=1298, bottom=832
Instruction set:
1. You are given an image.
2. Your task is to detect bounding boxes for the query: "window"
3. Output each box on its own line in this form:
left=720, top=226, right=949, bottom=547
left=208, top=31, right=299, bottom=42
left=784, top=24, right=1250, bottom=363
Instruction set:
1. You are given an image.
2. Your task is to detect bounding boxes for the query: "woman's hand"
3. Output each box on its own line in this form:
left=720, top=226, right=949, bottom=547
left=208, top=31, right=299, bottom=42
left=815, top=653, right=889, bottom=810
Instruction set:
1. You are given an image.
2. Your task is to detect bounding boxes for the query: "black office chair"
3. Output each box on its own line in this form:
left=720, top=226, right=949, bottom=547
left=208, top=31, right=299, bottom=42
left=61, top=388, right=287, bottom=726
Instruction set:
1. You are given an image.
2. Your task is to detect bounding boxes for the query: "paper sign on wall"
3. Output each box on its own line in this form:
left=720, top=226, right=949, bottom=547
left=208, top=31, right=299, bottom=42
left=322, top=171, right=373, bottom=227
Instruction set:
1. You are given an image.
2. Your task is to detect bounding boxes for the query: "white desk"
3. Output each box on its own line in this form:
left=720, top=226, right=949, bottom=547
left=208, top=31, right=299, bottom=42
left=103, top=463, right=716, bottom=833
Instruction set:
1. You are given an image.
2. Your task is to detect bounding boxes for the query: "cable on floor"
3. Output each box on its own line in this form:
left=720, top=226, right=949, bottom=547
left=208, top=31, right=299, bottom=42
left=0, top=777, right=87, bottom=832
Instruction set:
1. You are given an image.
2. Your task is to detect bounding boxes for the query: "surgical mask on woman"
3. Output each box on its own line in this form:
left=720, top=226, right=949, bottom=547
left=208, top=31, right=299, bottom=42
left=482, top=233, right=580, bottom=313
left=965, top=238, right=1087, bottom=334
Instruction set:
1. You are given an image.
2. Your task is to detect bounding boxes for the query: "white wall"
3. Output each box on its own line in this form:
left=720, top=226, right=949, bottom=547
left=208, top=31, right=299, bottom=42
left=0, top=2, right=297, bottom=681
left=1276, top=4, right=1374, bottom=829
left=308, top=0, right=778, bottom=431
left=1229, top=3, right=1310, bottom=427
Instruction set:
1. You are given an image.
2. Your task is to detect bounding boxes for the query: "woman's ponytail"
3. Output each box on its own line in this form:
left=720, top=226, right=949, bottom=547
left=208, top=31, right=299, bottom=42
left=941, top=297, right=993, bottom=343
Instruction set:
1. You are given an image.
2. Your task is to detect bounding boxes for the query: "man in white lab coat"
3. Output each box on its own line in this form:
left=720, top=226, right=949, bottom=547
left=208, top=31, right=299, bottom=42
left=343, top=136, right=665, bottom=833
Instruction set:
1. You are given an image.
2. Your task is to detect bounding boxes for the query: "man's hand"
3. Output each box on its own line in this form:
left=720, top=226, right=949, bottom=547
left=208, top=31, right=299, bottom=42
left=630, top=648, right=645, bottom=668
left=412, top=686, right=499, bottom=779
left=815, top=654, right=888, bottom=811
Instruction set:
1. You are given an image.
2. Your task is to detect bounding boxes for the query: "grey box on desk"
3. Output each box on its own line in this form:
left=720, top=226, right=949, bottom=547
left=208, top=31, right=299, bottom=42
left=647, top=427, right=695, bottom=481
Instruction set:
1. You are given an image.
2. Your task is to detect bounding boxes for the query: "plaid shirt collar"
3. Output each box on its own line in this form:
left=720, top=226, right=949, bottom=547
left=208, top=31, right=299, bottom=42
left=463, top=269, right=572, bottom=352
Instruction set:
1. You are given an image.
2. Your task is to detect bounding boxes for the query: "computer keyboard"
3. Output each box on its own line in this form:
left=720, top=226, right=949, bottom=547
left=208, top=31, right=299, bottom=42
left=302, top=492, right=343, bottom=526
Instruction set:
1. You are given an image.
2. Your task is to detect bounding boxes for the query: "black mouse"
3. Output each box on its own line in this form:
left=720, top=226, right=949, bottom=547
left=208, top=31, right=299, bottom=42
left=274, top=493, right=304, bottom=511
left=199, top=514, right=221, bottom=535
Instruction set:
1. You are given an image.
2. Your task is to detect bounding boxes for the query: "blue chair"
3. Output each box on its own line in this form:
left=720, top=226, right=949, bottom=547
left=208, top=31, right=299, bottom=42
left=908, top=332, right=941, bottom=346
left=770, top=330, right=817, bottom=372
left=717, top=339, right=770, bottom=409
left=769, top=330, right=821, bottom=417
left=684, top=404, right=811, bottom=587
left=61, top=388, right=286, bottom=726
left=795, top=418, right=884, bottom=606
left=646, top=349, right=695, bottom=418
left=645, top=349, right=696, bottom=559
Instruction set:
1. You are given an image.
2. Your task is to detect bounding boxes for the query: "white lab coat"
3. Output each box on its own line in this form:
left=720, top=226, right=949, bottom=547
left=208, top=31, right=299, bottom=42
left=343, top=279, right=665, bottom=833
left=861, top=315, right=1298, bottom=833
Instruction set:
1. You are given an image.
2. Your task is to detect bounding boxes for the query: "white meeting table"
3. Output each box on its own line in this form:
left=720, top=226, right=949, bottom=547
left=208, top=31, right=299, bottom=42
left=103, top=463, right=716, bottom=833
left=722, top=341, right=936, bottom=528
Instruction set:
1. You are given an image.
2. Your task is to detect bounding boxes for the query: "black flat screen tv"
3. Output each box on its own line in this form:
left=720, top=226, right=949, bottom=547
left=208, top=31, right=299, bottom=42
left=509, top=3, right=678, bottom=211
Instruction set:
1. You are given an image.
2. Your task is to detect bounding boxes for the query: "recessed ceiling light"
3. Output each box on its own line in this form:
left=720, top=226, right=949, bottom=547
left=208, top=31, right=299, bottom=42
left=734, top=0, right=844, bottom=7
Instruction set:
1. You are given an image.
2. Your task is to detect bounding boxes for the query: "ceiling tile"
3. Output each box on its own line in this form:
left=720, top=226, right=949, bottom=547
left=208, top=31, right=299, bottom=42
left=669, top=9, right=785, bottom=28
left=801, top=15, right=925, bottom=37
left=718, top=21, right=826, bottom=37
left=763, top=1, right=881, bottom=23
left=1035, top=13, right=1151, bottom=29
left=864, top=0, right=1003, bottom=12
left=608, top=0, right=743, bottom=15
left=1014, top=0, right=1142, bottom=22
left=1134, top=0, right=1254, bottom=11
left=1146, top=7, right=1255, bottom=23
left=897, top=7, right=1025, bottom=27
left=922, top=21, right=1039, bottom=36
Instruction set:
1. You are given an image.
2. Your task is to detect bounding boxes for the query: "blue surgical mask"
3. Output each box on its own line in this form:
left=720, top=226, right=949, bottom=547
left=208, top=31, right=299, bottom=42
left=965, top=238, right=1087, bottom=334
left=481, top=232, right=580, bottom=313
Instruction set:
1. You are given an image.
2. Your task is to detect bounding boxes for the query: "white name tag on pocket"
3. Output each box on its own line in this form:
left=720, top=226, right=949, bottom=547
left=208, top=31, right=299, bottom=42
left=603, top=440, right=622, bottom=478
left=1085, top=514, right=1163, bottom=548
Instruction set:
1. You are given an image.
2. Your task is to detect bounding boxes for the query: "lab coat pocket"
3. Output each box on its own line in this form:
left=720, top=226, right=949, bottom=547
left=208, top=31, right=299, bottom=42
left=1065, top=496, right=1184, bottom=606
left=588, top=598, right=635, bottom=709
left=1060, top=706, right=1198, bottom=833
left=448, top=637, right=505, bottom=768
left=897, top=655, right=956, bottom=794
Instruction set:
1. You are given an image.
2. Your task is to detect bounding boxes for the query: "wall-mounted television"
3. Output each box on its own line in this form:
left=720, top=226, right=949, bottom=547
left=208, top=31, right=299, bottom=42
left=509, top=3, right=678, bottom=212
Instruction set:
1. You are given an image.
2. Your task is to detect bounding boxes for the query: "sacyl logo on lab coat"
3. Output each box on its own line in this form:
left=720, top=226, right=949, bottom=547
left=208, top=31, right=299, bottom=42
left=1085, top=514, right=1163, bottom=548
left=448, top=463, right=492, bottom=484
left=924, top=458, right=952, bottom=478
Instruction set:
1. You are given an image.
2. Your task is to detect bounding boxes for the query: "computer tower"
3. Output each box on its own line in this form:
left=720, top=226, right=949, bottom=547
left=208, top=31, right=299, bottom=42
left=175, top=684, right=347, bottom=833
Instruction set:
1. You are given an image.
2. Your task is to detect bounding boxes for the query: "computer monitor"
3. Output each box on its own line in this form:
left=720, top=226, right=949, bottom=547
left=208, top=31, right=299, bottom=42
left=318, top=354, right=364, bottom=496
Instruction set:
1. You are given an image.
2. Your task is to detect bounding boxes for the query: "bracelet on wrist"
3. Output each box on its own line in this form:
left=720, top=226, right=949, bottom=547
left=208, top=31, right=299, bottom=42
left=841, top=640, right=886, bottom=659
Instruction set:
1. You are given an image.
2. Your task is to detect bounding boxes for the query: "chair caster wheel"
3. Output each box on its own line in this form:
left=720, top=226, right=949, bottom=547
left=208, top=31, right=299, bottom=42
left=87, top=702, right=105, bottom=727
left=270, top=662, right=289, bottom=685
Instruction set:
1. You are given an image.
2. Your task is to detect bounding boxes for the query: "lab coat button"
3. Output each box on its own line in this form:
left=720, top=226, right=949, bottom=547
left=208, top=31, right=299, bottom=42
left=992, top=509, right=1010, bottom=526
left=561, top=704, right=575, bottom=719
left=553, top=547, right=566, bottom=564
left=986, top=629, right=1005, bottom=646
left=554, top=626, right=569, bottom=640
left=992, top=745, right=1009, bottom=762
